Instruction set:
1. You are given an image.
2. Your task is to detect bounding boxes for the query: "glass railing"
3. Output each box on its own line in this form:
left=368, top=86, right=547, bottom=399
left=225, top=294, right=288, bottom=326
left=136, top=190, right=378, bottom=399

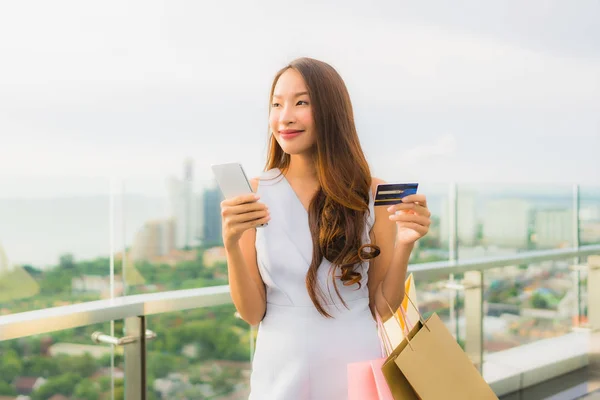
left=456, top=183, right=576, bottom=259
left=580, top=185, right=600, bottom=247
left=1, top=246, right=599, bottom=399
left=410, top=182, right=450, bottom=264
left=1, top=176, right=599, bottom=399
left=117, top=177, right=226, bottom=297
left=0, top=321, right=117, bottom=399
left=482, top=259, right=576, bottom=354
left=0, top=177, right=113, bottom=316
left=146, top=306, right=252, bottom=399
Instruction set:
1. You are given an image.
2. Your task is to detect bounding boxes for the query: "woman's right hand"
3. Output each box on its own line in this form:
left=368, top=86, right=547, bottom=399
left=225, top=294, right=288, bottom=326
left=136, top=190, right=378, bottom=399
left=221, top=193, right=270, bottom=248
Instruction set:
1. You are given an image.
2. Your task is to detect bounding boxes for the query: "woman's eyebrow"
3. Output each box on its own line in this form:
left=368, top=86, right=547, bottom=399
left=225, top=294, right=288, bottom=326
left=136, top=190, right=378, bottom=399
left=272, top=91, right=309, bottom=98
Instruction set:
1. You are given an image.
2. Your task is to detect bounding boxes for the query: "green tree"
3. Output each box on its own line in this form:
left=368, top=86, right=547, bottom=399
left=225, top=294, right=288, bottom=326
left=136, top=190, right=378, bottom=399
left=0, top=381, right=17, bottom=396
left=531, top=292, right=549, bottom=309
left=146, top=352, right=187, bottom=379
left=113, top=379, right=125, bottom=400
left=23, top=264, right=42, bottom=276
left=31, top=373, right=81, bottom=400
left=59, top=253, right=76, bottom=269
left=147, top=390, right=160, bottom=400
left=58, top=353, right=98, bottom=378
left=78, top=258, right=110, bottom=275
left=39, top=268, right=75, bottom=294
left=97, top=376, right=111, bottom=392
left=23, top=355, right=60, bottom=377
left=0, top=349, right=23, bottom=383
left=73, top=379, right=99, bottom=400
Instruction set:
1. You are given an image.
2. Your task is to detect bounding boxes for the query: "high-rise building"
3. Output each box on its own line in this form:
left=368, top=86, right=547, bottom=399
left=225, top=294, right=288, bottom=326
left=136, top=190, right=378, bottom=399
left=534, top=208, right=573, bottom=248
left=580, top=205, right=600, bottom=222
left=483, top=199, right=532, bottom=248
left=195, top=193, right=205, bottom=241
left=202, top=186, right=223, bottom=246
left=130, top=218, right=176, bottom=263
left=168, top=159, right=197, bottom=249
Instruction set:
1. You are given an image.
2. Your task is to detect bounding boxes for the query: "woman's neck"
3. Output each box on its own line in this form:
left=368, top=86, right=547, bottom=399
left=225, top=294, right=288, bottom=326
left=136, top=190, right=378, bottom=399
left=285, top=153, right=318, bottom=183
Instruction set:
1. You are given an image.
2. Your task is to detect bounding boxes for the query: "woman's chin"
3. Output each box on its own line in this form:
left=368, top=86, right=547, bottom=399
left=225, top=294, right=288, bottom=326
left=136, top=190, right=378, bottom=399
left=281, top=145, right=312, bottom=156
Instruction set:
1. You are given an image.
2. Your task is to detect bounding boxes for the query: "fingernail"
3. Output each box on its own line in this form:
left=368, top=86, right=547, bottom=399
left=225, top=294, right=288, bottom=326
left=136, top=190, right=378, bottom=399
left=387, top=206, right=394, bottom=212
left=254, top=194, right=260, bottom=199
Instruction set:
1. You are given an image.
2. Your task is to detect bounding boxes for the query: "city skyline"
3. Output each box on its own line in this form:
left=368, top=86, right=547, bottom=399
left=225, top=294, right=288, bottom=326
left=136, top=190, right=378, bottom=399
left=0, top=184, right=597, bottom=268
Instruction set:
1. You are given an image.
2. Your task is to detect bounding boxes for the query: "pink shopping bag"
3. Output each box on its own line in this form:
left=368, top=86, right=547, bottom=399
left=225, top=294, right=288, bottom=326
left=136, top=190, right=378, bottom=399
left=347, top=309, right=396, bottom=400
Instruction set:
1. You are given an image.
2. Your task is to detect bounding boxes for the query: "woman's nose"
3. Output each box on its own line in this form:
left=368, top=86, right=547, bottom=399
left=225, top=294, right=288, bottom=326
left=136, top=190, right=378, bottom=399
left=279, top=105, right=296, bottom=125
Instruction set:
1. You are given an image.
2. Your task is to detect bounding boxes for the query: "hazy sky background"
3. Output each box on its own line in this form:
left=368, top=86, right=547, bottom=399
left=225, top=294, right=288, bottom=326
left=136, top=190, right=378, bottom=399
left=0, top=0, right=599, bottom=198
left=0, top=1, right=599, bottom=266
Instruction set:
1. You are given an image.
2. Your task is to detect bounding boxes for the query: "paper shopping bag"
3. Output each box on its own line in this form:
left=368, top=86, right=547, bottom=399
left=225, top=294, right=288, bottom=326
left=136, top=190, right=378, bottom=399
left=383, top=273, right=419, bottom=348
left=394, top=313, right=498, bottom=399
left=381, top=320, right=420, bottom=399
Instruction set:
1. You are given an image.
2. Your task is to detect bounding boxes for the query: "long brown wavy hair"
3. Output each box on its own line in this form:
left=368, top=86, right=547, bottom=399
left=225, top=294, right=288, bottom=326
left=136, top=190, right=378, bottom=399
left=265, top=57, right=381, bottom=317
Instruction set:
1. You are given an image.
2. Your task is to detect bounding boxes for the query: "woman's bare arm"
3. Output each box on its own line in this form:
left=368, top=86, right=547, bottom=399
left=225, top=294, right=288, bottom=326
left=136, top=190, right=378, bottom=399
left=223, top=178, right=269, bottom=325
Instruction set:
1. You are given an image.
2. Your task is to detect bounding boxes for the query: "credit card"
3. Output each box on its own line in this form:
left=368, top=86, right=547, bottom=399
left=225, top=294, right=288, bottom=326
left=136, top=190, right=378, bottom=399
left=374, top=183, right=419, bottom=206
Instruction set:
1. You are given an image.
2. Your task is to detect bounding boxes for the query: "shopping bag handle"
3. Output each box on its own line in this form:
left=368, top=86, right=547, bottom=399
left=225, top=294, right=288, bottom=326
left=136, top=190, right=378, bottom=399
left=378, top=293, right=413, bottom=336
left=381, top=297, right=415, bottom=351
left=403, top=293, right=430, bottom=332
left=381, top=289, right=430, bottom=332
left=381, top=291, right=431, bottom=352
left=374, top=309, right=394, bottom=357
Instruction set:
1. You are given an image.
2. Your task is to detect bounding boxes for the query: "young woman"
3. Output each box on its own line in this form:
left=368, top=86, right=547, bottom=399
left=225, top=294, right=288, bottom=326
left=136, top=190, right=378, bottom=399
left=220, top=57, right=431, bottom=399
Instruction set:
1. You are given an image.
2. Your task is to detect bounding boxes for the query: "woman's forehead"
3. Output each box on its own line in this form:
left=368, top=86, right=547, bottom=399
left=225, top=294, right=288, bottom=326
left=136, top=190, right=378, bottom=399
left=273, top=69, right=307, bottom=96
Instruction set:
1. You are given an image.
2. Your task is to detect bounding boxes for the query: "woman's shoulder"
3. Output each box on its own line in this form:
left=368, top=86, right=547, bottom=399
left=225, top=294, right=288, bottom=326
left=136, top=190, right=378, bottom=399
left=370, top=176, right=386, bottom=197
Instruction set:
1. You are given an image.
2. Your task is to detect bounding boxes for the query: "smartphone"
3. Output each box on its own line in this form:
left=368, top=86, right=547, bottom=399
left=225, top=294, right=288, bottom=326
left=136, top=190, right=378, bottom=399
left=211, top=162, right=267, bottom=227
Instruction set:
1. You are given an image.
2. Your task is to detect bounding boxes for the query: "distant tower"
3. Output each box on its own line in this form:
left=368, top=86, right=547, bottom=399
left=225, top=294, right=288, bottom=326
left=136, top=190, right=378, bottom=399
left=202, top=186, right=224, bottom=246
left=183, top=158, right=194, bottom=249
left=168, top=159, right=197, bottom=249
left=130, top=218, right=176, bottom=262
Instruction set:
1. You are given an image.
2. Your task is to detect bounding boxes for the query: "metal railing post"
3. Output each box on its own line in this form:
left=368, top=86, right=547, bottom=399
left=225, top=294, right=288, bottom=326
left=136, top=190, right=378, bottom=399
left=464, top=270, right=484, bottom=373
left=125, top=316, right=146, bottom=400
left=448, top=182, right=460, bottom=340
left=588, top=256, right=600, bottom=330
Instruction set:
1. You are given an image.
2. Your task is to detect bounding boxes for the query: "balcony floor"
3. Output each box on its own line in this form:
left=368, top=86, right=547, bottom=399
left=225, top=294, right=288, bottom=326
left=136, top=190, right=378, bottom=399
left=500, top=331, right=600, bottom=400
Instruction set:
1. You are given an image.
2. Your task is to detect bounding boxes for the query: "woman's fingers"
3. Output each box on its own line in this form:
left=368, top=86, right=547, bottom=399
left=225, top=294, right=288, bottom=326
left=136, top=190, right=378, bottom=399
left=222, top=200, right=268, bottom=217
left=387, top=203, right=430, bottom=217
left=229, top=210, right=270, bottom=224
left=388, top=212, right=431, bottom=227
left=221, top=193, right=259, bottom=207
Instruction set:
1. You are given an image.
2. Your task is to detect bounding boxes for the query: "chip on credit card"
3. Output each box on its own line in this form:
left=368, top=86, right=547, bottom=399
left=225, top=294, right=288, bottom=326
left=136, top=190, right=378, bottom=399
left=374, top=183, right=419, bottom=206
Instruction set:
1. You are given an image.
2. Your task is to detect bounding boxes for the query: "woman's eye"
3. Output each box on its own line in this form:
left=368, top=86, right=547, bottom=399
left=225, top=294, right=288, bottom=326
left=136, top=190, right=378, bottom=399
left=297, top=100, right=309, bottom=106
left=271, top=103, right=280, bottom=108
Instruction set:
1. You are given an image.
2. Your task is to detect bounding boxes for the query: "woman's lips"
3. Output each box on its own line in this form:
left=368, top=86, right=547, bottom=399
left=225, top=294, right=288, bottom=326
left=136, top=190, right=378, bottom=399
left=280, top=130, right=304, bottom=139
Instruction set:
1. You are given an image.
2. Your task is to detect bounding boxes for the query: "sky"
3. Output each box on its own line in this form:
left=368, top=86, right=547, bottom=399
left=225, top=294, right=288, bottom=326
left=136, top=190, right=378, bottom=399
left=0, top=0, right=599, bottom=198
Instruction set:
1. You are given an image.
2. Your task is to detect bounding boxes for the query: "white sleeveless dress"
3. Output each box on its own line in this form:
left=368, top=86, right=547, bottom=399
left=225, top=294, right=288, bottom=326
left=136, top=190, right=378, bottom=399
left=249, top=168, right=381, bottom=400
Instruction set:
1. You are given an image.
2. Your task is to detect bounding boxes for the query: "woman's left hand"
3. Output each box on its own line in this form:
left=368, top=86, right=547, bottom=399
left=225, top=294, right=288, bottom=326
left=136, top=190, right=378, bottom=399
left=387, top=194, right=431, bottom=245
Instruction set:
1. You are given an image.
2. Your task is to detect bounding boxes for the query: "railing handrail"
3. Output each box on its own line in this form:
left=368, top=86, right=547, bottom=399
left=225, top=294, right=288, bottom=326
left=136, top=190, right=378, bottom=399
left=409, top=244, right=600, bottom=278
left=1, top=244, right=598, bottom=341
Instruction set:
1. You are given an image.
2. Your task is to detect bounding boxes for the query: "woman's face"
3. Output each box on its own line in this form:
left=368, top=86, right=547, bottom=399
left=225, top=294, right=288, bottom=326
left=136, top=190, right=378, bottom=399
left=269, top=68, right=316, bottom=156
